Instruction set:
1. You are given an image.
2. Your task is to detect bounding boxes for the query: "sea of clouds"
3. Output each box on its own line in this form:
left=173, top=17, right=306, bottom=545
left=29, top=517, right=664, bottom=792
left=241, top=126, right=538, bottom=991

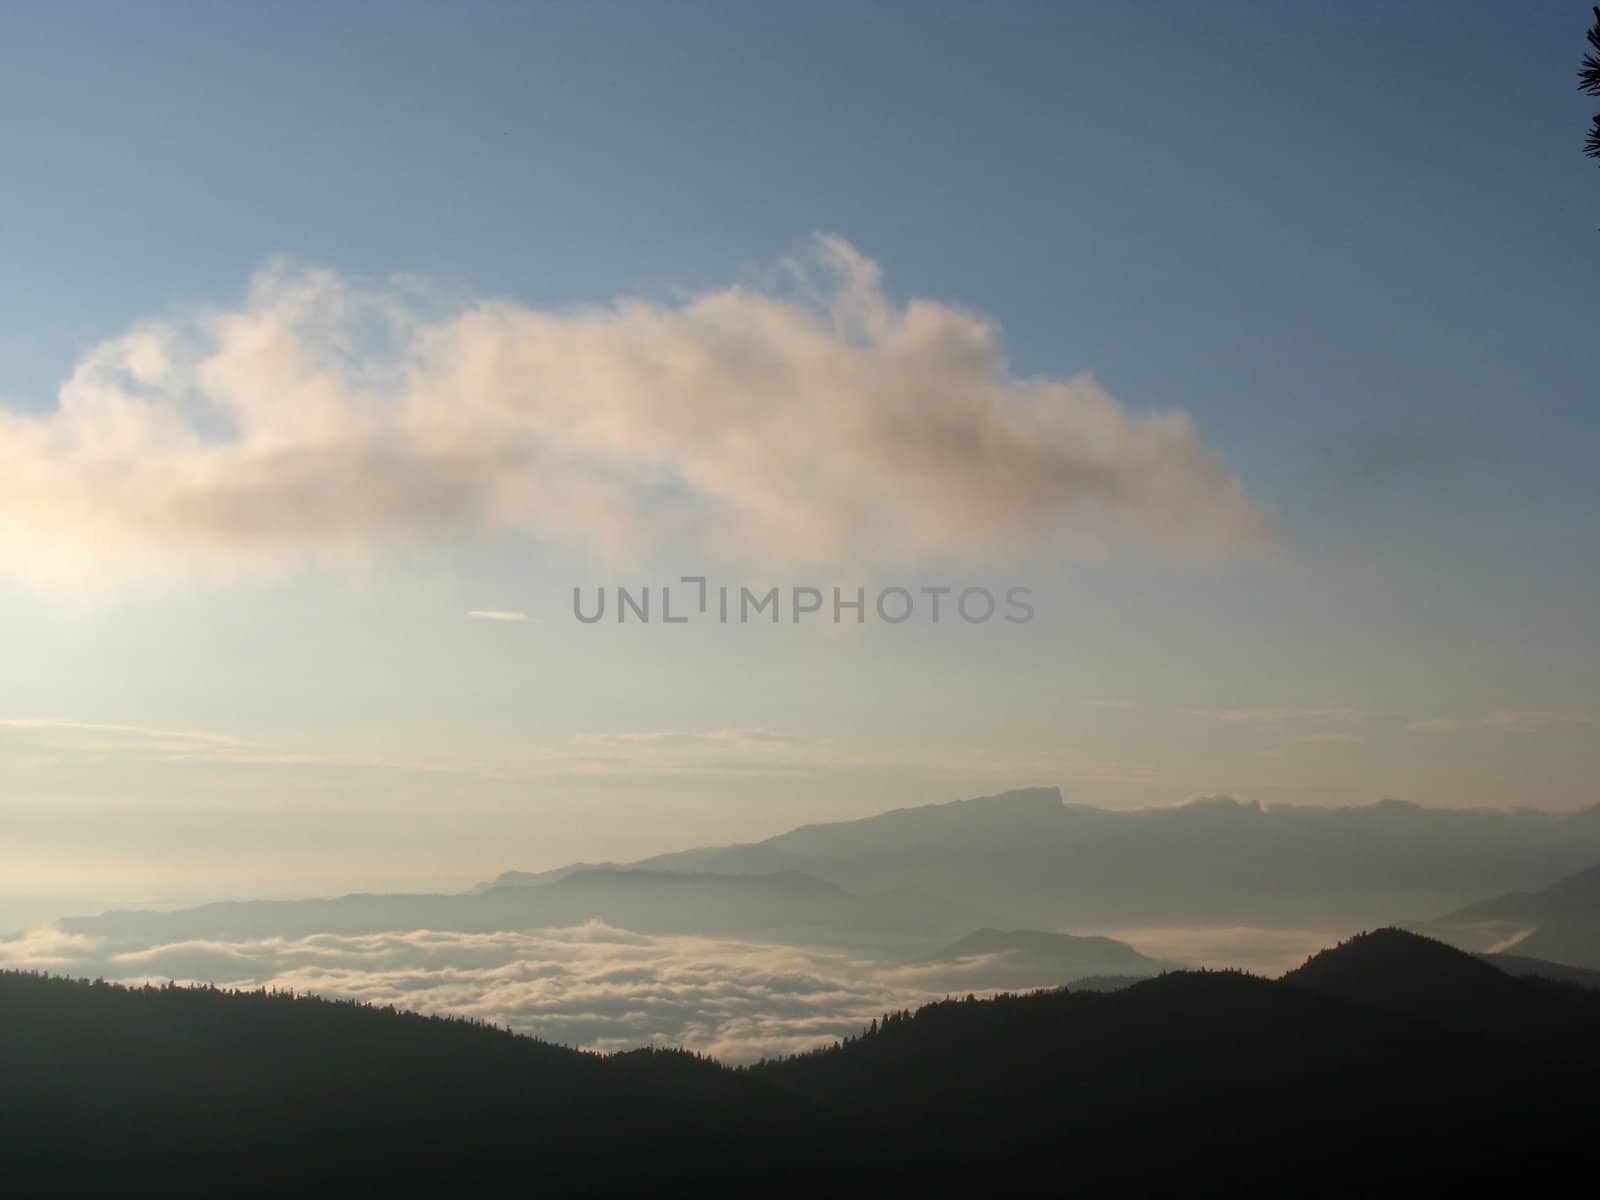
left=0, top=919, right=1326, bottom=1061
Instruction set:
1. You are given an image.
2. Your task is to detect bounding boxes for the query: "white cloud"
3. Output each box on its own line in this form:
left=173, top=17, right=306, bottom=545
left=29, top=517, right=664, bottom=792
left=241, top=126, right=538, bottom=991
left=0, top=236, right=1269, bottom=595
left=466, top=610, right=529, bottom=621
left=0, top=925, right=102, bottom=968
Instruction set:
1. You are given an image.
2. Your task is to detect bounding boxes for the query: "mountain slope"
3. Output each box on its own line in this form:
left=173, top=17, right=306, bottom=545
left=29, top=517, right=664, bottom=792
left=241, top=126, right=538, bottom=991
left=1490, top=864, right=1600, bottom=968
left=754, top=936, right=1597, bottom=1186
left=44, top=792, right=1600, bottom=958
left=0, top=970, right=835, bottom=1189
left=1425, top=862, right=1600, bottom=968
left=52, top=866, right=968, bottom=950
left=6, top=929, right=1595, bottom=1190
left=503, top=788, right=1600, bottom=931
left=912, top=927, right=1182, bottom=988
left=1282, top=927, right=1600, bottom=1049
left=1480, top=952, right=1600, bottom=989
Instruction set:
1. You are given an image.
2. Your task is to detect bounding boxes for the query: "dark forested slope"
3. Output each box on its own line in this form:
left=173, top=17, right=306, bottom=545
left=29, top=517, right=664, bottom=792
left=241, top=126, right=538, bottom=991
left=0, top=971, right=834, bottom=1189
left=4, top=930, right=1595, bottom=1191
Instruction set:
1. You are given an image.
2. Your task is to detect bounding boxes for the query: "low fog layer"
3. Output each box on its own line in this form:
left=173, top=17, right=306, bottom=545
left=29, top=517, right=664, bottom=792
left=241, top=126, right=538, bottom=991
left=0, top=919, right=1308, bottom=1060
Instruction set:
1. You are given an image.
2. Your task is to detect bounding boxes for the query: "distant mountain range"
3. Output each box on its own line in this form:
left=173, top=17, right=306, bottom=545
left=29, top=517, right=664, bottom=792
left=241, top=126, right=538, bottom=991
left=55, top=865, right=965, bottom=949
left=484, top=786, right=1600, bottom=927
left=6, top=929, right=1595, bottom=1190
left=45, top=787, right=1600, bottom=964
left=1422, top=861, right=1600, bottom=969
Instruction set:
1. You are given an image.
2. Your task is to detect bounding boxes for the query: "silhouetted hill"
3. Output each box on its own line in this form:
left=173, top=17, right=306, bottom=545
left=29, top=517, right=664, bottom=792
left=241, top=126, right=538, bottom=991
left=1059, top=973, right=1149, bottom=992
left=914, top=927, right=1181, bottom=988
left=0, top=969, right=834, bottom=1189
left=1286, top=927, right=1512, bottom=996
left=1283, top=928, right=1600, bottom=1052
left=754, top=954, right=1593, bottom=1187
left=1426, top=862, right=1600, bottom=968
left=6, top=928, right=1595, bottom=1190
left=472, top=861, right=618, bottom=891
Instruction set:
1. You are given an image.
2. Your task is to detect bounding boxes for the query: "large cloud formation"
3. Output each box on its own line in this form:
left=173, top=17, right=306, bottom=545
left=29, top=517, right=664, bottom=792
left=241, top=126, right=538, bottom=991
left=0, top=237, right=1268, bottom=593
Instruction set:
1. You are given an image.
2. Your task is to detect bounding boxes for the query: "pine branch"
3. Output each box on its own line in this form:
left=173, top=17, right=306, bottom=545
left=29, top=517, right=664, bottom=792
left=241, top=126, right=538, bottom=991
left=1584, top=9, right=1600, bottom=159
left=1583, top=7, right=1600, bottom=95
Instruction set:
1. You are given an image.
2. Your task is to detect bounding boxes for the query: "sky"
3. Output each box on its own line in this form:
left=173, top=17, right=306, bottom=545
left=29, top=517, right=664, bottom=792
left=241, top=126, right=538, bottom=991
left=2, top=1, right=1597, bottom=914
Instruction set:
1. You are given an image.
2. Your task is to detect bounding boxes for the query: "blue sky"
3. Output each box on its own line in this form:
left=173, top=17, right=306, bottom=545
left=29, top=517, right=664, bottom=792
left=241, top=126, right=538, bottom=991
left=1, top=2, right=1597, bottom=909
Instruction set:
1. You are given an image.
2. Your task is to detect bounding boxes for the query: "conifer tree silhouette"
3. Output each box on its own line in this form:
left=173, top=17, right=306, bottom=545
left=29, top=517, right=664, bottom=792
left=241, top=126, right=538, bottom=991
left=1582, top=7, right=1600, bottom=160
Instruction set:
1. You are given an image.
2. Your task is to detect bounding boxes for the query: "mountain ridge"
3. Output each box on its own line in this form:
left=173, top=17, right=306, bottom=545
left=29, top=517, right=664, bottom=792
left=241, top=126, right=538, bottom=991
left=913, top=926, right=1184, bottom=985
left=41, top=787, right=1600, bottom=952
left=1424, top=861, right=1600, bottom=968
left=6, top=929, right=1597, bottom=1188
left=485, top=786, right=1600, bottom=929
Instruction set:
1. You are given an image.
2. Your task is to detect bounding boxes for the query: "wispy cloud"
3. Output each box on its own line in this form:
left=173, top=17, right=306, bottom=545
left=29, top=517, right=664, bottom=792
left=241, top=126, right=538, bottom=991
left=1208, top=707, right=1363, bottom=725
left=1482, top=711, right=1600, bottom=732
left=0, top=717, right=259, bottom=764
left=466, top=610, right=529, bottom=622
left=0, top=718, right=248, bottom=747
left=1084, top=702, right=1366, bottom=726
left=1407, top=718, right=1465, bottom=734
left=1307, top=429, right=1453, bottom=488
left=0, top=715, right=819, bottom=783
left=1408, top=711, right=1600, bottom=735
left=565, top=728, right=815, bottom=780
left=0, top=236, right=1268, bottom=595
left=574, top=728, right=801, bottom=749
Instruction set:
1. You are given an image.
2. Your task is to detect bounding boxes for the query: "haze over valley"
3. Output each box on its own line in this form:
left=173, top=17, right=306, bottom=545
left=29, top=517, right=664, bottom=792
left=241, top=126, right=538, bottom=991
left=10, top=786, right=1600, bottom=1060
